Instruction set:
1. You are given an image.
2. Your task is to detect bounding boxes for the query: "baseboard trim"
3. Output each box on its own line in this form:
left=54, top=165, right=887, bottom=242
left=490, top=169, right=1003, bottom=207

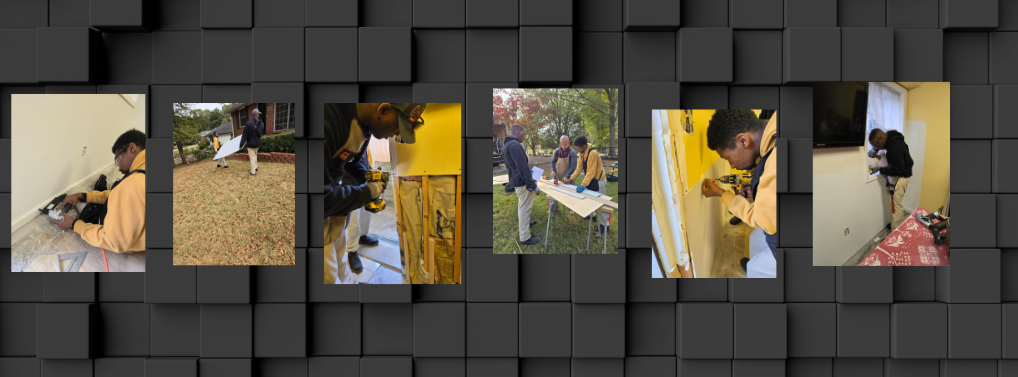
left=11, top=163, right=119, bottom=234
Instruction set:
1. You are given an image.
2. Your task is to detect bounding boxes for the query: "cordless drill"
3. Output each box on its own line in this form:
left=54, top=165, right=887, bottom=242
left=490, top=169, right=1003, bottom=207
left=915, top=206, right=949, bottom=246
left=717, top=171, right=753, bottom=192
left=364, top=168, right=390, bottom=213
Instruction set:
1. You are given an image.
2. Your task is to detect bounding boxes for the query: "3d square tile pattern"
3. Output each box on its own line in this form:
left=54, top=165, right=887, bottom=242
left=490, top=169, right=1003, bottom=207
left=0, top=1, right=1013, bottom=376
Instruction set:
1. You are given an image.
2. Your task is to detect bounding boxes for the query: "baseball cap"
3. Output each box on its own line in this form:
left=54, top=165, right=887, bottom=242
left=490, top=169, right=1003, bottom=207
left=391, top=103, right=427, bottom=144
left=252, top=109, right=261, bottom=115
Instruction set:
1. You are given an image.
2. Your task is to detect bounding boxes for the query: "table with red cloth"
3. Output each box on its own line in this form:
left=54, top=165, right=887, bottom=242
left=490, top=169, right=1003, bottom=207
left=857, top=207, right=950, bottom=266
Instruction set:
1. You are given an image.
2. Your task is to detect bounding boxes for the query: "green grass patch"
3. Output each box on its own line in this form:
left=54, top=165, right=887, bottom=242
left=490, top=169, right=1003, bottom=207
left=493, top=172, right=618, bottom=254
left=173, top=159, right=296, bottom=265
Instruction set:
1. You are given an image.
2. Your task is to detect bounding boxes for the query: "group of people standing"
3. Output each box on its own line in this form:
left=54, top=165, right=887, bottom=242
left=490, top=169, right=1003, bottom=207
left=503, top=124, right=608, bottom=246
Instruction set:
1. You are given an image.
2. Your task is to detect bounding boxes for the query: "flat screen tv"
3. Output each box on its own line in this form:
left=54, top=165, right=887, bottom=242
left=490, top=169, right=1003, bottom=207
left=813, top=82, right=868, bottom=147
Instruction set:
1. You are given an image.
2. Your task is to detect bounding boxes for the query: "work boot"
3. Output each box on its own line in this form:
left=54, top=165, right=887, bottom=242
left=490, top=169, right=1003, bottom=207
left=359, top=235, right=379, bottom=246
left=529, top=220, right=537, bottom=228
left=729, top=217, right=742, bottom=225
left=599, top=224, right=606, bottom=234
left=349, top=251, right=364, bottom=273
left=520, top=236, right=541, bottom=245
left=740, top=258, right=749, bottom=272
left=223, top=165, right=228, bottom=168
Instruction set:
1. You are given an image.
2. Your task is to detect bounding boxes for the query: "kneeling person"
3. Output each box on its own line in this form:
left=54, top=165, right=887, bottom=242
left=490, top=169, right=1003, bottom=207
left=52, top=129, right=147, bottom=253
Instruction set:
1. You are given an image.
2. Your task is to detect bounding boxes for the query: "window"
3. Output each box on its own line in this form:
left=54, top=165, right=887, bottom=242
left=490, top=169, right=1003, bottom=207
left=865, top=82, right=907, bottom=183
left=238, top=107, right=248, bottom=129
left=274, top=103, right=296, bottom=131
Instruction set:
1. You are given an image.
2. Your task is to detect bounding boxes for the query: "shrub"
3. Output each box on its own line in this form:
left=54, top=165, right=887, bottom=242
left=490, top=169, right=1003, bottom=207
left=259, top=131, right=296, bottom=153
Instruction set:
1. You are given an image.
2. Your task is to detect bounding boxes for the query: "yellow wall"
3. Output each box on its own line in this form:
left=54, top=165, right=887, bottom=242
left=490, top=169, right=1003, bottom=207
left=395, top=103, right=462, bottom=176
left=905, top=82, right=950, bottom=211
left=667, top=109, right=762, bottom=193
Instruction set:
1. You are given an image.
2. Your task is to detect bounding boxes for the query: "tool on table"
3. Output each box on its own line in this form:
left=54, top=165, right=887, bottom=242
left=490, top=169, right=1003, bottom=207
left=58, top=251, right=87, bottom=272
left=607, top=162, right=619, bottom=182
left=364, top=168, right=390, bottom=213
left=717, top=171, right=753, bottom=192
left=914, top=206, right=949, bottom=246
left=40, top=194, right=74, bottom=222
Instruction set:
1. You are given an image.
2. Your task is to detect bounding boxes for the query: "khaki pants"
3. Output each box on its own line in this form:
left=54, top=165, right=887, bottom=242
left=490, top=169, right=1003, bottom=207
left=248, top=147, right=258, bottom=174
left=324, top=215, right=357, bottom=284
left=515, top=186, right=535, bottom=241
left=345, top=207, right=372, bottom=253
left=216, top=157, right=228, bottom=167
left=891, top=176, right=910, bottom=229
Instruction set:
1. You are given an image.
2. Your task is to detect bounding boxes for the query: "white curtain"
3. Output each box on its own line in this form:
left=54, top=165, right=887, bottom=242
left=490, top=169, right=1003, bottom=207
left=866, top=82, right=903, bottom=178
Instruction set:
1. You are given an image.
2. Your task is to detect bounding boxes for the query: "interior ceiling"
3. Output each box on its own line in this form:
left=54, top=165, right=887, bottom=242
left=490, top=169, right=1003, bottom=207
left=896, top=82, right=923, bottom=90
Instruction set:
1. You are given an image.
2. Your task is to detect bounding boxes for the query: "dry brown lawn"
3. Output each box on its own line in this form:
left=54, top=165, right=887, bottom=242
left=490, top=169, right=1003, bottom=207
left=173, top=159, right=296, bottom=265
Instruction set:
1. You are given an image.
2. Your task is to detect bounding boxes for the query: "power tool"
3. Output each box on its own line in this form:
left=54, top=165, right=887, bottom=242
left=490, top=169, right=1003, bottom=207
left=717, top=171, right=753, bottom=192
left=915, top=206, right=949, bottom=246
left=606, top=162, right=619, bottom=182
left=364, top=168, right=390, bottom=213
left=40, top=194, right=73, bottom=222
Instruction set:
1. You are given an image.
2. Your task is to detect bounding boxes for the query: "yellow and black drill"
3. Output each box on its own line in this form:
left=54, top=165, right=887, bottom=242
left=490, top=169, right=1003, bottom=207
left=364, top=168, right=390, bottom=213
left=717, top=171, right=753, bottom=192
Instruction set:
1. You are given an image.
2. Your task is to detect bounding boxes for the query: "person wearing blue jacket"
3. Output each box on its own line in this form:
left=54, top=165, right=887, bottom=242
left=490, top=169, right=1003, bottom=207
left=503, top=125, right=541, bottom=245
left=238, top=108, right=265, bottom=176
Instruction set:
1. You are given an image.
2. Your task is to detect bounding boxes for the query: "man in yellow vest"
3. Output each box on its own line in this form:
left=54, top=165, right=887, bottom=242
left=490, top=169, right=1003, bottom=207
left=213, top=131, right=229, bottom=168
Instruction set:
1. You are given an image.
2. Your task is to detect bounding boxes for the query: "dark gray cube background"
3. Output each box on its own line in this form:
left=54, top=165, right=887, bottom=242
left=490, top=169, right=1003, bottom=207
left=0, top=1, right=1009, bottom=374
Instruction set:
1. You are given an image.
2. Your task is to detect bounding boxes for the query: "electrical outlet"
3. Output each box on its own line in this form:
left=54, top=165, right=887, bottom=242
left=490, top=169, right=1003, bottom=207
left=845, top=228, right=849, bottom=236
left=82, top=146, right=86, bottom=156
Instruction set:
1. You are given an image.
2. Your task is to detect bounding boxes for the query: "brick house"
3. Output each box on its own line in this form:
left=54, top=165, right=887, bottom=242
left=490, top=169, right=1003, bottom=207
left=224, top=103, right=298, bottom=138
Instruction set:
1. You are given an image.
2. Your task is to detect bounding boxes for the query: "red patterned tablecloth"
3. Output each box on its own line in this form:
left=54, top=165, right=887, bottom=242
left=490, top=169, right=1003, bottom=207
left=857, top=207, right=950, bottom=266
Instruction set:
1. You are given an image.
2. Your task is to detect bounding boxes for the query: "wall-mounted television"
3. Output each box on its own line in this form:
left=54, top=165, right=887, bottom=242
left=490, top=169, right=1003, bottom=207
left=813, top=82, right=868, bottom=148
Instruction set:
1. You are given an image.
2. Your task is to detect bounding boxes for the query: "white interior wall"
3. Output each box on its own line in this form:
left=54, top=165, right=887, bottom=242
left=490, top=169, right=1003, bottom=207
left=11, top=94, right=146, bottom=232
left=812, top=146, right=891, bottom=265
left=681, top=158, right=728, bottom=277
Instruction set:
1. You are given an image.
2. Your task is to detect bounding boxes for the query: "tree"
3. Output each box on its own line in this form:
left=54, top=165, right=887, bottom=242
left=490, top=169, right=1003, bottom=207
left=173, top=103, right=202, bottom=164
left=493, top=88, right=618, bottom=156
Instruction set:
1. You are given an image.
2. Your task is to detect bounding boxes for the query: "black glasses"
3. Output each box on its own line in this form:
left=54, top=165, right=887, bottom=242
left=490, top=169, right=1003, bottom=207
left=114, top=146, right=128, bottom=165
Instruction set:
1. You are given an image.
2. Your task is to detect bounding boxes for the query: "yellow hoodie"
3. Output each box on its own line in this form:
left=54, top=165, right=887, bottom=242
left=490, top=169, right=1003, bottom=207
left=720, top=114, right=777, bottom=235
left=73, top=149, right=146, bottom=253
left=569, top=144, right=607, bottom=188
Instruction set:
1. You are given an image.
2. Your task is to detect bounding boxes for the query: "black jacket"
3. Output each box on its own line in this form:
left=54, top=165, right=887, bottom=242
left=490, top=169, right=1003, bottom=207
left=324, top=104, right=372, bottom=218
left=239, top=118, right=264, bottom=149
left=503, top=137, right=536, bottom=190
left=878, top=130, right=913, bottom=178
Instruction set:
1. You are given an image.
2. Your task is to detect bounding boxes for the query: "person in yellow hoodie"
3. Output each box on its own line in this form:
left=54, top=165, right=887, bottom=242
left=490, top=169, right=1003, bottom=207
left=701, top=110, right=777, bottom=278
left=51, top=129, right=146, bottom=254
left=564, top=136, right=609, bottom=235
left=212, top=131, right=228, bottom=168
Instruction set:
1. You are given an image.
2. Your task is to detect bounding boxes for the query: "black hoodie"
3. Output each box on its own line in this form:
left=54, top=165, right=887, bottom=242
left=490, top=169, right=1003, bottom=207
left=878, top=130, right=913, bottom=178
left=503, top=136, right=536, bottom=190
left=324, top=104, right=373, bottom=218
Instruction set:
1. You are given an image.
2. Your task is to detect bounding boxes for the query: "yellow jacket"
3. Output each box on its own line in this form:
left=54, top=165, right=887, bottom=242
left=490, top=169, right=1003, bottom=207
left=721, top=115, right=777, bottom=235
left=569, top=144, right=607, bottom=188
left=212, top=137, right=220, bottom=152
left=73, top=150, right=146, bottom=253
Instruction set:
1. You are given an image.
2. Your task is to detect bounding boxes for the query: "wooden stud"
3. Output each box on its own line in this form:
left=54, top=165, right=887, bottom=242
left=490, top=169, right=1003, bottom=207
left=454, top=175, right=462, bottom=284
left=421, top=176, right=431, bottom=283
left=427, top=237, right=436, bottom=284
